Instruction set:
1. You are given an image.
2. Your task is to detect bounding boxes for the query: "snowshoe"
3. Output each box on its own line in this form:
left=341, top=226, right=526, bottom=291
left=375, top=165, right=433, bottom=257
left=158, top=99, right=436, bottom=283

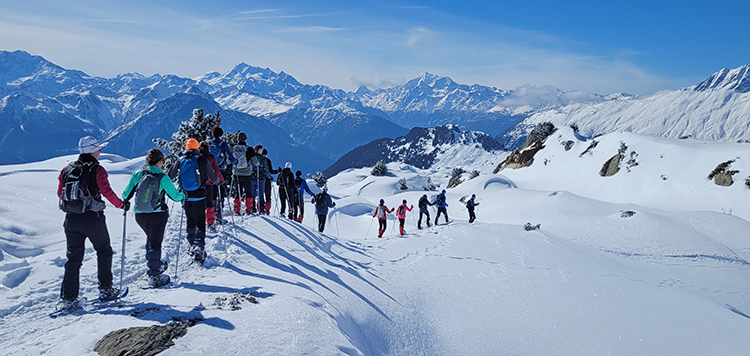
left=192, top=246, right=207, bottom=263
left=98, top=287, right=122, bottom=302
left=147, top=274, right=170, bottom=288
left=207, top=224, right=217, bottom=234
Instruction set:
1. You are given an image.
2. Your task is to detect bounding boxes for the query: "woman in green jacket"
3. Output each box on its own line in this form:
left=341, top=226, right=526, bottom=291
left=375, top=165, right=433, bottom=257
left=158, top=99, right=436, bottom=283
left=122, top=148, right=185, bottom=288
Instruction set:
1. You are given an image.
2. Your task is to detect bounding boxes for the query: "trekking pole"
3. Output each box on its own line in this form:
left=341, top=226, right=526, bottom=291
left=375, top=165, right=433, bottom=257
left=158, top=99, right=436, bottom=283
left=366, top=216, right=374, bottom=239
left=175, top=201, right=184, bottom=281
left=119, top=208, right=127, bottom=293
left=334, top=209, right=340, bottom=239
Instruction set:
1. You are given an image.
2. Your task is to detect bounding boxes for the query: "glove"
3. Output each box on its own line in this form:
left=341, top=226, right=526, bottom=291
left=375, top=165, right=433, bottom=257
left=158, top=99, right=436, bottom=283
left=332, top=202, right=336, bottom=207
left=122, top=200, right=131, bottom=211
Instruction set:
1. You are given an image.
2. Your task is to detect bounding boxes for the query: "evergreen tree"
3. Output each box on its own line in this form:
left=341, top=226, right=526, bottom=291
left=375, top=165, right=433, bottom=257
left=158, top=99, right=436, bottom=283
left=447, top=167, right=465, bottom=188
left=153, top=109, right=223, bottom=168
left=313, top=172, right=328, bottom=188
left=371, top=160, right=388, bottom=176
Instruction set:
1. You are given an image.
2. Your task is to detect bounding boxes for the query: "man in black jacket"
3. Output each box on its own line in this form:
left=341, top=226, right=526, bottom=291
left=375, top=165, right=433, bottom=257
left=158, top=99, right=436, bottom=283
left=277, top=162, right=297, bottom=219
left=417, top=194, right=434, bottom=229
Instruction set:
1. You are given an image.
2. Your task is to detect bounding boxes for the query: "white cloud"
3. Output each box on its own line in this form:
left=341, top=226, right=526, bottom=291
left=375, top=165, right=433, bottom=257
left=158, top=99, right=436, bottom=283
left=350, top=74, right=405, bottom=89
left=404, top=27, right=439, bottom=48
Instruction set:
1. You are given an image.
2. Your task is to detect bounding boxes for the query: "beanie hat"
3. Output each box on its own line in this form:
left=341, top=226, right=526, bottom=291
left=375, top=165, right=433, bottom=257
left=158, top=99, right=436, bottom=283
left=285, top=162, right=292, bottom=169
left=442, top=189, right=446, bottom=194
left=212, top=126, right=223, bottom=138
left=186, top=138, right=200, bottom=150
left=78, top=136, right=101, bottom=154
left=380, top=199, right=385, bottom=205
left=238, top=132, right=247, bottom=143
left=296, top=170, right=302, bottom=177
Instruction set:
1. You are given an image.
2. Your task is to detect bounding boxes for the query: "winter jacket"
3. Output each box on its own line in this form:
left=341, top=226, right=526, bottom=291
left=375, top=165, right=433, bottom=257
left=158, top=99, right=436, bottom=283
left=373, top=204, right=393, bottom=219
left=206, top=154, right=226, bottom=185
left=255, top=154, right=272, bottom=180
left=122, top=166, right=186, bottom=213
left=57, top=153, right=124, bottom=212
left=265, top=156, right=279, bottom=176
left=433, top=192, right=448, bottom=208
left=233, top=144, right=260, bottom=177
left=277, top=168, right=296, bottom=193
left=466, top=198, right=478, bottom=211
left=418, top=195, right=433, bottom=213
left=168, top=149, right=220, bottom=201
left=396, top=204, right=413, bottom=219
left=312, top=192, right=335, bottom=216
left=296, top=177, right=314, bottom=197
left=208, top=137, right=237, bottom=171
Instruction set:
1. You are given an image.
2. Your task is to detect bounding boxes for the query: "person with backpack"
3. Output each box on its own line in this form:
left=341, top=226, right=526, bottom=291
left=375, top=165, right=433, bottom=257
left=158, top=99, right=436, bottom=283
left=373, top=199, right=393, bottom=238
left=122, top=148, right=185, bottom=288
left=434, top=189, right=449, bottom=225
left=231, top=132, right=260, bottom=215
left=252, top=144, right=271, bottom=215
left=312, top=186, right=335, bottom=233
left=396, top=199, right=413, bottom=235
left=57, top=136, right=128, bottom=310
left=295, top=170, right=314, bottom=223
left=260, top=148, right=278, bottom=215
left=208, top=126, right=237, bottom=225
left=466, top=194, right=479, bottom=223
left=200, top=141, right=225, bottom=231
left=277, top=162, right=297, bottom=220
left=417, top=194, right=433, bottom=230
left=168, top=138, right=220, bottom=263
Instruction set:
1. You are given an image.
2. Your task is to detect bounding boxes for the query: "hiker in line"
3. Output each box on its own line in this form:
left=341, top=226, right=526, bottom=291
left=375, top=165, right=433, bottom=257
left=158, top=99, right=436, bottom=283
left=260, top=148, right=278, bottom=215
left=295, top=170, right=314, bottom=223
left=208, top=126, right=237, bottom=226
left=200, top=141, right=225, bottom=231
left=434, top=189, right=449, bottom=225
left=417, top=194, right=433, bottom=229
left=57, top=136, right=128, bottom=309
left=396, top=199, right=414, bottom=235
left=168, top=138, right=220, bottom=262
left=373, top=199, right=393, bottom=238
left=312, top=186, right=335, bottom=233
left=251, top=144, right=269, bottom=214
left=277, top=162, right=297, bottom=219
left=466, top=194, right=479, bottom=223
left=231, top=132, right=260, bottom=215
left=122, top=148, right=185, bottom=288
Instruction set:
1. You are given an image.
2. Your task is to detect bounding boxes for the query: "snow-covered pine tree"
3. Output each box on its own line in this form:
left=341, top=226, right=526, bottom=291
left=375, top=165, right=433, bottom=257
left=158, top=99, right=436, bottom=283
left=447, top=167, right=465, bottom=188
left=371, top=160, right=388, bottom=176
left=313, top=172, right=328, bottom=188
left=153, top=109, right=223, bottom=168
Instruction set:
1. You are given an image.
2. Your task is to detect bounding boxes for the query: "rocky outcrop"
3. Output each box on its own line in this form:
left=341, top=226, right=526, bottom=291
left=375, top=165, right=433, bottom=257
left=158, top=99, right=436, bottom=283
left=94, top=319, right=199, bottom=356
left=599, top=153, right=623, bottom=177
left=494, top=122, right=555, bottom=173
left=708, top=160, right=739, bottom=187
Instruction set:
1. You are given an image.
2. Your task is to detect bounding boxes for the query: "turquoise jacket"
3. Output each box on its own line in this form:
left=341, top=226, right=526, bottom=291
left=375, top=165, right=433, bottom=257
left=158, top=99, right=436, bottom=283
left=122, top=166, right=186, bottom=213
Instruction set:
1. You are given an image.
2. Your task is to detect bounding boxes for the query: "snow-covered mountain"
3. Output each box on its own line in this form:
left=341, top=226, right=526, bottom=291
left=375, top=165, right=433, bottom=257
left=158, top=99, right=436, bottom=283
left=353, top=73, right=616, bottom=136
left=324, top=124, right=502, bottom=177
left=504, top=65, right=750, bottom=145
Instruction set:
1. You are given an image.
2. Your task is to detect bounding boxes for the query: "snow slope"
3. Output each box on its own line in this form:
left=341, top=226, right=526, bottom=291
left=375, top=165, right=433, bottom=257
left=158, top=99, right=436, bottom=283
left=2, top=130, right=750, bottom=355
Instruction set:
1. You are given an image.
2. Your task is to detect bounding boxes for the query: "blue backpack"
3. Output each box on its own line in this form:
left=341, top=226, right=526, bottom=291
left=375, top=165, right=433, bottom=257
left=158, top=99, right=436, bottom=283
left=209, top=140, right=225, bottom=167
left=179, top=156, right=201, bottom=192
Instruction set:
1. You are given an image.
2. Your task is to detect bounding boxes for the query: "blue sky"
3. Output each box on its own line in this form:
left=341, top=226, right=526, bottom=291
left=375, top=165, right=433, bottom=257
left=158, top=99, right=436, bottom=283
left=0, top=0, right=747, bottom=94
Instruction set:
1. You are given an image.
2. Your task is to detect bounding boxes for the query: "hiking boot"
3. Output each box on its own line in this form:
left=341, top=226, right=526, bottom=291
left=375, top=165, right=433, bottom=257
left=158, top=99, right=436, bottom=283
left=57, top=298, right=81, bottom=312
left=148, top=274, right=170, bottom=288
left=193, top=246, right=207, bottom=262
left=98, top=286, right=121, bottom=301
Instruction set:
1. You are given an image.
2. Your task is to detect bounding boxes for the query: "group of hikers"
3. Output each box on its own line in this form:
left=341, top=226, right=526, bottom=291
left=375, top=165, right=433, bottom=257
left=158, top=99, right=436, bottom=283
left=55, top=128, right=479, bottom=311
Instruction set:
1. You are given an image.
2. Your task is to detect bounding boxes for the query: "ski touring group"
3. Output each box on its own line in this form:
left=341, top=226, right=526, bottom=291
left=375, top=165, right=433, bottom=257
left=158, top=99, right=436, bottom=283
left=54, top=128, right=480, bottom=315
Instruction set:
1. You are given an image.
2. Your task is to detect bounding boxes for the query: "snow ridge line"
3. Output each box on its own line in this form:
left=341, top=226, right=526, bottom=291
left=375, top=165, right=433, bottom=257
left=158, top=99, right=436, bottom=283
left=603, top=249, right=750, bottom=266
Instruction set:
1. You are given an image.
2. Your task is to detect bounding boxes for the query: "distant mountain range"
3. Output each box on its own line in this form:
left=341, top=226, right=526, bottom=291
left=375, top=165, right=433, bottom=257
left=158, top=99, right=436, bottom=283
left=3, top=49, right=750, bottom=175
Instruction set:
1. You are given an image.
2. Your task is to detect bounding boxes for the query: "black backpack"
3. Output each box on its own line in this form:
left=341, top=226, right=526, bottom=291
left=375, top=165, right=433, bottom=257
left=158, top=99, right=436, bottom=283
left=59, top=161, right=98, bottom=214
left=397, top=205, right=405, bottom=215
left=466, top=200, right=472, bottom=209
left=435, top=194, right=445, bottom=206
left=315, top=192, right=327, bottom=209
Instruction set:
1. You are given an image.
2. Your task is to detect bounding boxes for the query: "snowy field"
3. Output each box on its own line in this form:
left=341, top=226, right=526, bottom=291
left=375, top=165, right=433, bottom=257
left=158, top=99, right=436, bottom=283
left=2, top=127, right=750, bottom=355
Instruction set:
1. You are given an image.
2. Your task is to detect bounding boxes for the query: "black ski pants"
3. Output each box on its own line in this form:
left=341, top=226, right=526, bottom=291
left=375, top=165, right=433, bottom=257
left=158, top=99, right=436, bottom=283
left=61, top=211, right=113, bottom=300
left=135, top=212, right=169, bottom=276
left=184, top=199, right=206, bottom=249
left=418, top=210, right=431, bottom=228
left=279, top=185, right=297, bottom=218
left=468, top=208, right=476, bottom=223
left=435, top=207, right=448, bottom=225
left=317, top=214, right=327, bottom=232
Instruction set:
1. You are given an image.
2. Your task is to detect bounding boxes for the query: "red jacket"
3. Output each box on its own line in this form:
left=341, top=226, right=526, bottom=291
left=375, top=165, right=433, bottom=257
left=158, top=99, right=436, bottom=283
left=206, top=155, right=225, bottom=185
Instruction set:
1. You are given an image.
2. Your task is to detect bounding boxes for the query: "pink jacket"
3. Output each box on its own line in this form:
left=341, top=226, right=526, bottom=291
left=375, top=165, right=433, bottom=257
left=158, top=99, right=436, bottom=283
left=396, top=204, right=413, bottom=219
